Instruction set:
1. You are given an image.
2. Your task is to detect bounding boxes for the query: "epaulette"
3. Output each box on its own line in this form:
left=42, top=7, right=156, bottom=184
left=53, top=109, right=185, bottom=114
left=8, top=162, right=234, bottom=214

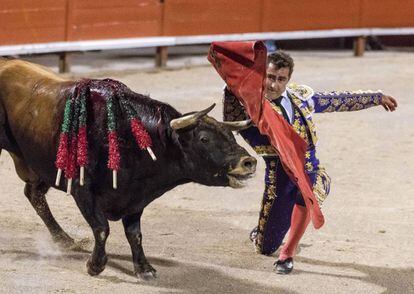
left=287, top=83, right=314, bottom=101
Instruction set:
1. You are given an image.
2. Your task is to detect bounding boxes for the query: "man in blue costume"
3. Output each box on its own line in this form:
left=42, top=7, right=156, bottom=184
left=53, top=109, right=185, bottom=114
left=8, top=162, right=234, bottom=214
left=223, top=50, right=398, bottom=274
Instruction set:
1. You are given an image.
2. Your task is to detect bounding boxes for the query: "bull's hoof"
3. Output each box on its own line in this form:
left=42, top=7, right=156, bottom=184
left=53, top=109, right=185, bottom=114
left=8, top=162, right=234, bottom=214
left=136, top=264, right=157, bottom=280
left=86, top=257, right=107, bottom=276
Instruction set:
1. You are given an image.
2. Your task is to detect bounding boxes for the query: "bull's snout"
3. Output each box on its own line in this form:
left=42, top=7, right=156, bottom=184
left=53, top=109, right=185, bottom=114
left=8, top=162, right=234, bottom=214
left=238, top=156, right=257, bottom=175
left=227, top=156, right=257, bottom=188
left=229, top=156, right=257, bottom=175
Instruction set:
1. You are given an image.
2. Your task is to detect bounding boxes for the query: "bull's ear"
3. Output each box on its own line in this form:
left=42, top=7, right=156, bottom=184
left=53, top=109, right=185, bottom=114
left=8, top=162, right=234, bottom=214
left=221, top=119, right=252, bottom=131
left=170, top=103, right=216, bottom=130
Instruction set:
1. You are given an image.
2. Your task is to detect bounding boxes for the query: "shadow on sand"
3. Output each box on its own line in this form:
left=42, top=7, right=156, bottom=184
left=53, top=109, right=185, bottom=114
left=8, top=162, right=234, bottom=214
left=1, top=248, right=290, bottom=294
left=4, top=246, right=413, bottom=293
left=295, top=256, right=414, bottom=293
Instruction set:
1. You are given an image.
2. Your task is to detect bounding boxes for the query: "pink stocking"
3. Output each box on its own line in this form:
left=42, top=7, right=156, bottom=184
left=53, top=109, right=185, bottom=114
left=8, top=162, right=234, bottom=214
left=279, top=204, right=311, bottom=260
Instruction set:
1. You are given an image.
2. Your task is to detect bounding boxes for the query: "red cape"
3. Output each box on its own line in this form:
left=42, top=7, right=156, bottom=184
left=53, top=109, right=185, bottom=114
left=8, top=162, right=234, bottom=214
left=208, top=41, right=324, bottom=229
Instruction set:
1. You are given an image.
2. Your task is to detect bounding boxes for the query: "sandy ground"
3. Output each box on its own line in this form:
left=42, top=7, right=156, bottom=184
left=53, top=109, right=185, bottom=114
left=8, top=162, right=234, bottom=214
left=0, top=50, right=413, bottom=293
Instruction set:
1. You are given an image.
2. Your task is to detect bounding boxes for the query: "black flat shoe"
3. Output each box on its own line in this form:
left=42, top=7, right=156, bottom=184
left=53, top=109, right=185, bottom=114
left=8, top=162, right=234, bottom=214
left=274, top=257, right=294, bottom=274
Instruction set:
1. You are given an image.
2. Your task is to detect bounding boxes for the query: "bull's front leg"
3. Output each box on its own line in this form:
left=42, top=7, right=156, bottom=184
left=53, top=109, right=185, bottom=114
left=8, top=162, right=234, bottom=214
left=73, top=190, right=110, bottom=276
left=122, top=212, right=157, bottom=280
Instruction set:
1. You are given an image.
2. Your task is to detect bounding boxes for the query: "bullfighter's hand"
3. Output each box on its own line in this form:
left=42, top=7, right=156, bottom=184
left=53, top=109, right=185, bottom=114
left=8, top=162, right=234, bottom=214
left=381, top=95, right=398, bottom=112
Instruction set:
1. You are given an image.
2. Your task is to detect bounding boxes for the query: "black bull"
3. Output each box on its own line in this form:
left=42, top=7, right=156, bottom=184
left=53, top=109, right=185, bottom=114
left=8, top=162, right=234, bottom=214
left=0, top=59, right=257, bottom=279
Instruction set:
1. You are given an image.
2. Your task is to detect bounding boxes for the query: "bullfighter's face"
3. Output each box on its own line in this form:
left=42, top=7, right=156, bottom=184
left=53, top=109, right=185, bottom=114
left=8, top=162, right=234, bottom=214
left=265, top=63, right=291, bottom=100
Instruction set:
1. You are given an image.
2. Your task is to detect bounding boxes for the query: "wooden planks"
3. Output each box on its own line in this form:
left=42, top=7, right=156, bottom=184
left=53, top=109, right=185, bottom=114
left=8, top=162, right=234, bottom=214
left=162, top=0, right=262, bottom=36
left=0, top=0, right=66, bottom=44
left=67, top=0, right=163, bottom=40
left=0, top=0, right=413, bottom=50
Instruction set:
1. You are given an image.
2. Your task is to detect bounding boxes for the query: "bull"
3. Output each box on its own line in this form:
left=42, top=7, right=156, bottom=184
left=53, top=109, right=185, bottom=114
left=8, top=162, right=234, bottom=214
left=0, top=58, right=256, bottom=279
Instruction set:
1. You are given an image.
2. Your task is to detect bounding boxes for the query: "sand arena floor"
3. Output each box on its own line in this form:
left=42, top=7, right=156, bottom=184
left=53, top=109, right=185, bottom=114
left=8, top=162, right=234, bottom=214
left=0, top=49, right=413, bottom=293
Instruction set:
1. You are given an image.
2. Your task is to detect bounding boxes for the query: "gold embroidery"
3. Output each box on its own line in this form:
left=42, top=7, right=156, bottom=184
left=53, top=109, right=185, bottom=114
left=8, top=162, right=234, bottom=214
left=306, top=119, right=318, bottom=144
left=300, top=106, right=312, bottom=118
left=338, top=104, right=349, bottom=112
left=289, top=93, right=318, bottom=145
left=351, top=103, right=363, bottom=111
left=256, top=159, right=278, bottom=254
left=305, top=162, right=314, bottom=172
left=360, top=96, right=369, bottom=104
left=292, top=117, right=306, bottom=141
left=259, top=218, right=266, bottom=231
left=256, top=232, right=263, bottom=251
left=292, top=119, right=302, bottom=132
left=267, top=185, right=276, bottom=200
left=270, top=104, right=284, bottom=117
left=318, top=98, right=329, bottom=106
left=253, top=145, right=277, bottom=155
left=263, top=202, right=272, bottom=216
left=345, top=97, right=353, bottom=105
left=312, top=167, right=331, bottom=206
left=290, top=95, right=302, bottom=108
left=287, top=83, right=314, bottom=100
left=332, top=98, right=341, bottom=107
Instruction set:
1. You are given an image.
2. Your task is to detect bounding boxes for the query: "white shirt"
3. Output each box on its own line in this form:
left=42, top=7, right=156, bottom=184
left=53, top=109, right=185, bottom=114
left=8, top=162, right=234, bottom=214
left=279, top=90, right=294, bottom=124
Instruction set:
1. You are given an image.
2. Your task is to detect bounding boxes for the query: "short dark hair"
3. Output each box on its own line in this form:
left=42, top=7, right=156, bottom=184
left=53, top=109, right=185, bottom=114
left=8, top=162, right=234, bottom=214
left=267, top=51, right=294, bottom=77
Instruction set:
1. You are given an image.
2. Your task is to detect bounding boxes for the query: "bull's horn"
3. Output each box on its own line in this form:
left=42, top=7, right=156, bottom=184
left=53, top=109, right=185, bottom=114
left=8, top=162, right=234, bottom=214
left=221, top=119, right=252, bottom=131
left=170, top=103, right=216, bottom=130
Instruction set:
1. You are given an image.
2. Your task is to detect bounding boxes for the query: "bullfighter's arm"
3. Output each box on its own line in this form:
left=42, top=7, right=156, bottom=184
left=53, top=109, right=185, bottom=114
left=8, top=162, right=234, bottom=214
left=223, top=87, right=277, bottom=156
left=311, top=90, right=397, bottom=113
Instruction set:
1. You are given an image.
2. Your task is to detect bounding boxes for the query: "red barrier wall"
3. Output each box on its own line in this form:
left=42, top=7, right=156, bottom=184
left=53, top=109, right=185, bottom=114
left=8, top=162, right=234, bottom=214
left=66, top=0, right=163, bottom=41
left=0, top=0, right=413, bottom=46
left=262, top=0, right=361, bottom=31
left=162, top=0, right=262, bottom=35
left=360, top=0, right=414, bottom=27
left=0, top=0, right=66, bottom=44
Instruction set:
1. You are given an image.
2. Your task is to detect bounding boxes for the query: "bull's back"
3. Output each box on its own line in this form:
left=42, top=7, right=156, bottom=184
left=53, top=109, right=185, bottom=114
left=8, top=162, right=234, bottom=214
left=0, top=59, right=74, bottom=174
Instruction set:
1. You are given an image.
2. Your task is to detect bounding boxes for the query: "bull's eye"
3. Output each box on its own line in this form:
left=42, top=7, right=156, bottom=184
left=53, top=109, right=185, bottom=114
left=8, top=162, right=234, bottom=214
left=200, top=136, right=209, bottom=144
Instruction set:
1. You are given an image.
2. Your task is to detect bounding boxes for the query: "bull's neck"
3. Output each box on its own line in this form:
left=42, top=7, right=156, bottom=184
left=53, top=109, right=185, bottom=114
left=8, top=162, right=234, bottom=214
left=156, top=133, right=190, bottom=187
left=130, top=147, right=189, bottom=208
left=138, top=132, right=190, bottom=194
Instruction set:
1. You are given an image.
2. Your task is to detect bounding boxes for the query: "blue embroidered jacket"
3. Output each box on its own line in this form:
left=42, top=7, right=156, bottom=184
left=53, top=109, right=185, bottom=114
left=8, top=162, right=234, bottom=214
left=223, top=84, right=383, bottom=204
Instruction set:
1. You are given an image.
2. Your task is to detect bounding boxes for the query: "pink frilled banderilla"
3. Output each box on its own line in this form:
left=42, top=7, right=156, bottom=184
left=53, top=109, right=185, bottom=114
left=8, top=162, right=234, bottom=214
left=55, top=79, right=156, bottom=194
